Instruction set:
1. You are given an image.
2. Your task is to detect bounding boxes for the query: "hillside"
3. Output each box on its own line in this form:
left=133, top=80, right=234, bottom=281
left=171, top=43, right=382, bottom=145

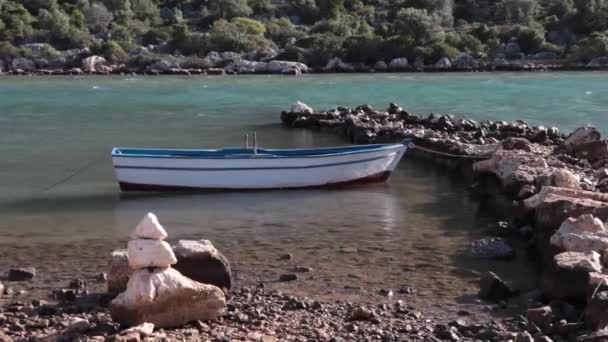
left=0, top=0, right=608, bottom=72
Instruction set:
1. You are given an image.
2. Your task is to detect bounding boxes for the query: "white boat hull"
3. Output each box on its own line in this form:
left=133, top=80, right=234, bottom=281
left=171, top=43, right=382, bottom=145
left=112, top=144, right=408, bottom=191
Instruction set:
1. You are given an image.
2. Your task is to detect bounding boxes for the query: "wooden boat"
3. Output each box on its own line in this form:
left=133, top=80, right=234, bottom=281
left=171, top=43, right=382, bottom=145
left=112, top=139, right=411, bottom=191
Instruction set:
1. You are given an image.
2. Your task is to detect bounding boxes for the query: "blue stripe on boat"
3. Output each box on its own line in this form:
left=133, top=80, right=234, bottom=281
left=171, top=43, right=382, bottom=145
left=114, top=154, right=393, bottom=171
left=112, top=141, right=409, bottom=159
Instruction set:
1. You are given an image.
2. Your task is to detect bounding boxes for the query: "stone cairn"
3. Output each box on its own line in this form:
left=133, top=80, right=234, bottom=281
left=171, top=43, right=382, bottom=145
left=110, top=213, right=226, bottom=329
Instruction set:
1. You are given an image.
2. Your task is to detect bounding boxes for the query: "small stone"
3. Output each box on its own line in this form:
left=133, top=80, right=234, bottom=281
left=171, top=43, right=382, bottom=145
left=261, top=336, right=277, bottom=342
left=96, top=273, right=108, bottom=282
left=379, top=289, right=394, bottom=297
left=65, top=317, right=90, bottom=334
left=119, top=331, right=141, bottom=342
left=516, top=331, right=534, bottom=342
left=527, top=306, right=552, bottom=327
left=120, top=322, right=154, bottom=337
left=194, top=320, right=210, bottom=332
left=349, top=306, right=374, bottom=321
left=292, top=266, right=312, bottom=273
left=279, top=273, right=298, bottom=282
left=398, top=287, right=416, bottom=294
left=8, top=267, right=36, bottom=281
left=129, top=212, right=168, bottom=240
left=479, top=271, right=513, bottom=301
left=69, top=278, right=86, bottom=290
left=278, top=253, right=293, bottom=261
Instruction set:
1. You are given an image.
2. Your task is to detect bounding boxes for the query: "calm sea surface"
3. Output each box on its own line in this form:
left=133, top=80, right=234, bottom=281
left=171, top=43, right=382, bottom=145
left=0, top=73, right=606, bottom=317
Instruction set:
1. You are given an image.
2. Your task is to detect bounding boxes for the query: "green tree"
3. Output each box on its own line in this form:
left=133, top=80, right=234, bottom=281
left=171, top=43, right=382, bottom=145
left=394, top=8, right=442, bottom=45
left=84, top=2, right=113, bottom=33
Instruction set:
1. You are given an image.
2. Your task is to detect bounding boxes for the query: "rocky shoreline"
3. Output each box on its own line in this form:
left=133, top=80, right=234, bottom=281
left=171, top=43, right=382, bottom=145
left=281, top=101, right=608, bottom=341
left=2, top=48, right=608, bottom=77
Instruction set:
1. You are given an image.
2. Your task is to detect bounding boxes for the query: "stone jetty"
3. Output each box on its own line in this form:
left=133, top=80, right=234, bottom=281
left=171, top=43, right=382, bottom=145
left=281, top=101, right=608, bottom=339
left=109, top=213, right=226, bottom=328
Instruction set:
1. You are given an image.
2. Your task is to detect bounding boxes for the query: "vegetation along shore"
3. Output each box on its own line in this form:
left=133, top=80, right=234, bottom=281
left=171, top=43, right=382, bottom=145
left=1, top=0, right=608, bottom=75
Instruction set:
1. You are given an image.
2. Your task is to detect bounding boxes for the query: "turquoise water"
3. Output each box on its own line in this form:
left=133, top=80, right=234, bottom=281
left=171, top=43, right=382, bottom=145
left=0, top=72, right=604, bottom=316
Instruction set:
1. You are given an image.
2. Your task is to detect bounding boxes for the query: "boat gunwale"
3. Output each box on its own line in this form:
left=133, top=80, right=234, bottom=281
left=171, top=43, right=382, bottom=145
left=111, top=141, right=410, bottom=160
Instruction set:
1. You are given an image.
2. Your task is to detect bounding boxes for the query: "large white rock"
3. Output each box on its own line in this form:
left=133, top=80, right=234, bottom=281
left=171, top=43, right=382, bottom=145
left=550, top=215, right=608, bottom=252
left=110, top=268, right=226, bottom=328
left=289, top=101, right=313, bottom=114
left=81, top=55, right=107, bottom=72
left=129, top=213, right=168, bottom=240
left=565, top=127, right=601, bottom=153
left=127, top=239, right=177, bottom=269
left=388, top=57, right=409, bottom=70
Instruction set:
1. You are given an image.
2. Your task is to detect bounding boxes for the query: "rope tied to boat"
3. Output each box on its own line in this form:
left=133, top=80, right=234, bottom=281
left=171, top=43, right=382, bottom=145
left=407, top=143, right=493, bottom=161
left=41, top=153, right=107, bottom=192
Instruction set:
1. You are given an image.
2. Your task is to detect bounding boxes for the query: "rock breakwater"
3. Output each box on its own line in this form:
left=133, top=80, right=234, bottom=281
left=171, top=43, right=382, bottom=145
left=281, top=101, right=608, bottom=338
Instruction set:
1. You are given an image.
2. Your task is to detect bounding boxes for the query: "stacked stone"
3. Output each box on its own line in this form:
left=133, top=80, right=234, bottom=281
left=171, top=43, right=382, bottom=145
left=126, top=212, right=176, bottom=270
left=110, top=213, right=226, bottom=328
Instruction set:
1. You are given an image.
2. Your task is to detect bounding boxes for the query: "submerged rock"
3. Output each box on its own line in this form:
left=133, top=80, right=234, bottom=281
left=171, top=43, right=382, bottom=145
left=8, top=267, right=36, bottom=281
left=470, top=238, right=514, bottom=260
left=479, top=271, right=512, bottom=301
left=110, top=268, right=226, bottom=328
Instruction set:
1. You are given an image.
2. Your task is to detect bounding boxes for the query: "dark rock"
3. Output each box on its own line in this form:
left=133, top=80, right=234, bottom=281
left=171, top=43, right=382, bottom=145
left=586, top=291, right=608, bottom=329
left=434, top=324, right=460, bottom=341
left=379, top=289, right=394, bottom=297
left=349, top=306, right=374, bottom=321
left=479, top=271, right=513, bottom=301
left=575, top=140, right=608, bottom=163
left=8, top=267, right=36, bottom=281
left=387, top=103, right=403, bottom=114
left=292, top=266, right=312, bottom=273
left=527, top=306, right=552, bottom=327
left=470, top=238, right=515, bottom=260
left=69, top=278, right=86, bottom=290
left=172, top=240, right=232, bottom=293
left=278, top=253, right=293, bottom=261
left=502, top=137, right=532, bottom=152
left=279, top=273, right=298, bottom=282
left=577, top=329, right=608, bottom=342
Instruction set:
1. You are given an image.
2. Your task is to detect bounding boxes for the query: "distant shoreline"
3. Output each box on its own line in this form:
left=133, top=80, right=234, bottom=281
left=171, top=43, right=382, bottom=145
left=2, top=65, right=608, bottom=77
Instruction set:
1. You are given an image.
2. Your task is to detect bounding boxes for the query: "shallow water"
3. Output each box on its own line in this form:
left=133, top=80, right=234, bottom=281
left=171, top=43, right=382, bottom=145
left=1, top=73, right=605, bottom=317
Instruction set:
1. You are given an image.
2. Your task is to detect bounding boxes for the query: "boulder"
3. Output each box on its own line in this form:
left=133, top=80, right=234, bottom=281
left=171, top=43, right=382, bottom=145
left=524, top=187, right=608, bottom=231
left=11, top=57, right=36, bottom=71
left=388, top=57, right=409, bottom=70
left=204, top=52, right=223, bottom=66
left=479, top=271, right=512, bottom=301
left=542, top=251, right=602, bottom=300
left=587, top=56, right=608, bottom=67
left=110, top=267, right=226, bottom=328
left=172, top=240, right=232, bottom=293
left=148, top=60, right=173, bottom=72
left=574, top=140, right=608, bottom=162
left=453, top=53, right=476, bottom=69
left=434, top=57, right=452, bottom=69
left=289, top=101, right=313, bottom=114
left=551, top=169, right=580, bottom=189
left=373, top=61, right=388, bottom=71
left=324, top=57, right=354, bottom=72
left=550, top=215, right=608, bottom=253
left=81, top=55, right=107, bottom=73
left=108, top=250, right=133, bottom=295
left=267, top=60, right=308, bottom=74
left=127, top=239, right=177, bottom=269
left=129, top=213, right=168, bottom=240
left=527, top=306, right=553, bottom=327
left=564, top=127, right=601, bottom=154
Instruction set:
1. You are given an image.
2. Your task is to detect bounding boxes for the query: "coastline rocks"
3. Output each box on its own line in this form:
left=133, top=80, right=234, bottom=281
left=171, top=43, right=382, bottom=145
left=324, top=57, right=354, bottom=72
left=479, top=271, right=513, bottom=301
left=148, top=60, right=173, bottom=72
left=373, top=61, right=388, bottom=71
left=388, top=57, right=409, bottom=70
left=127, top=239, right=177, bottom=269
left=110, top=268, right=226, bottom=328
left=542, top=251, right=602, bottom=300
left=564, top=127, right=601, bottom=154
left=129, top=213, right=168, bottom=240
left=289, top=101, right=313, bottom=115
left=108, top=250, right=132, bottom=295
left=550, top=215, right=608, bottom=252
left=453, top=53, right=477, bottom=69
left=267, top=60, right=308, bottom=74
left=172, top=239, right=232, bottom=293
left=225, top=59, right=268, bottom=73
left=587, top=56, right=608, bottom=67
left=470, top=238, right=514, bottom=260
left=82, top=55, right=107, bottom=73
left=8, top=267, right=36, bottom=281
left=434, top=57, right=452, bottom=69
left=11, top=57, right=36, bottom=71
left=574, top=140, right=608, bottom=162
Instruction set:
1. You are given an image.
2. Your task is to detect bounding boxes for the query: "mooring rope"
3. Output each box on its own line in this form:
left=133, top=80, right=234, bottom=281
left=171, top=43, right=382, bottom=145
left=41, top=153, right=107, bottom=192
left=408, top=143, right=493, bottom=161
